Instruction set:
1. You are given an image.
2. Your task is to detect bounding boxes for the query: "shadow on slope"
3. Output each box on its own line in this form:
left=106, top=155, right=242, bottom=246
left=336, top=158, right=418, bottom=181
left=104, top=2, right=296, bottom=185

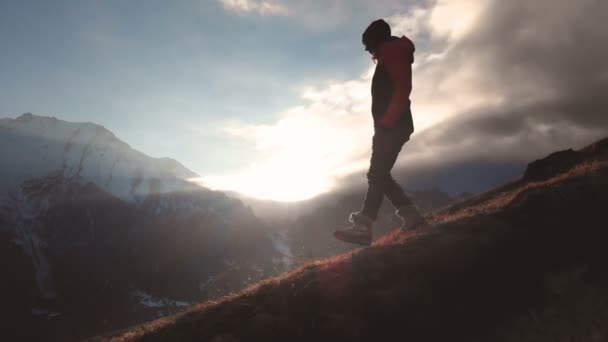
left=92, top=138, right=608, bottom=342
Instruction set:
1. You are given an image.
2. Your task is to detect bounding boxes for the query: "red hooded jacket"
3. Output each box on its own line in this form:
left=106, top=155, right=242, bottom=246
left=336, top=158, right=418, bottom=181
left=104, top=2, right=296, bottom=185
left=371, top=35, right=415, bottom=132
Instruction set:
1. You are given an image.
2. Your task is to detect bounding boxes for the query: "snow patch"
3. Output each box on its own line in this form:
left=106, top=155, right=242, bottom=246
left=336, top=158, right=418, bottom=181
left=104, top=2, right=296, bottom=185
left=8, top=188, right=57, bottom=299
left=269, top=230, right=294, bottom=269
left=132, top=290, right=191, bottom=309
left=0, top=114, right=199, bottom=202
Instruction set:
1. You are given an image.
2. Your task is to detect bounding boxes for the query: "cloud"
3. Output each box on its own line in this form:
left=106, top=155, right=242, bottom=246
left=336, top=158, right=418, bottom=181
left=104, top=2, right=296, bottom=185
left=398, top=0, right=608, bottom=169
left=219, top=0, right=289, bottom=16
left=219, top=0, right=427, bottom=30
left=200, top=0, right=608, bottom=201
left=196, top=78, right=374, bottom=201
left=287, top=0, right=433, bottom=32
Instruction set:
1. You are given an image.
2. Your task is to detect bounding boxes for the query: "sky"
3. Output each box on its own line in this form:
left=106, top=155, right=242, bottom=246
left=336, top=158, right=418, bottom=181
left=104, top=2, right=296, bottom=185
left=1, top=0, right=607, bottom=201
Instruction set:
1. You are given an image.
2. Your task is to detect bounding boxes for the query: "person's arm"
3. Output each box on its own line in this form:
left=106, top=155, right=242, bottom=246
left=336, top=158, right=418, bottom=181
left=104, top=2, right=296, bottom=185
left=378, top=39, right=414, bottom=128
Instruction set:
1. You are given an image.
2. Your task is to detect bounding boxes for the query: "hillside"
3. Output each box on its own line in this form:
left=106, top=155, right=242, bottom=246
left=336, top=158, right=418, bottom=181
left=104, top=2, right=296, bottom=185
left=91, top=137, right=608, bottom=341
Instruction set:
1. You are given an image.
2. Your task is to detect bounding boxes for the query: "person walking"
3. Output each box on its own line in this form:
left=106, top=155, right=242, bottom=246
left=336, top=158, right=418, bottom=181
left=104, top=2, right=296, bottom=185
left=334, top=19, right=427, bottom=246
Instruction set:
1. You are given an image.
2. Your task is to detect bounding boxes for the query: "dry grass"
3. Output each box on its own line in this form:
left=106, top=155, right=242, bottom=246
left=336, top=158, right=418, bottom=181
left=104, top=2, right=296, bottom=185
left=430, top=160, right=607, bottom=225
left=366, top=159, right=607, bottom=252
left=94, top=250, right=365, bottom=342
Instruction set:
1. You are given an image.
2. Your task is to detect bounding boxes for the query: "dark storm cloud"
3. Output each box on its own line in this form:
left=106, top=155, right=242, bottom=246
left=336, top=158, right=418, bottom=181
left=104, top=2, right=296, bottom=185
left=474, top=0, right=608, bottom=125
left=408, top=0, right=608, bottom=164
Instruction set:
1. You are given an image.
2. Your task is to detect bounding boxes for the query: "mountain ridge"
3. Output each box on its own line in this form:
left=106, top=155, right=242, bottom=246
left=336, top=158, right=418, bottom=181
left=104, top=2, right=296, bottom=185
left=0, top=113, right=198, bottom=202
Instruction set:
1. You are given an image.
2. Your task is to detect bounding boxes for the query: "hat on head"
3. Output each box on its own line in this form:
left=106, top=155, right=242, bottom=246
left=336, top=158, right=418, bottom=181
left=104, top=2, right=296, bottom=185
left=362, top=19, right=391, bottom=47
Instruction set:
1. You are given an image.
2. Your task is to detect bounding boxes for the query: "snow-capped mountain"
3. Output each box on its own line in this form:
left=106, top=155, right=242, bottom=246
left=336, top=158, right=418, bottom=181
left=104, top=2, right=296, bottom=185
left=0, top=113, right=288, bottom=341
left=0, top=113, right=198, bottom=202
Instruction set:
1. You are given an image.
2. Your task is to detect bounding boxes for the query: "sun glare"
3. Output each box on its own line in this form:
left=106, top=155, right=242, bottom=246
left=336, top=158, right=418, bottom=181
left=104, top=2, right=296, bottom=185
left=189, top=169, right=334, bottom=202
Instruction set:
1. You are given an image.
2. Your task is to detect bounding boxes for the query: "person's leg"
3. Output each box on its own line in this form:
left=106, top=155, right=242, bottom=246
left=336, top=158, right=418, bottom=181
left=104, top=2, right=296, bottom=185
left=335, top=122, right=412, bottom=245
left=360, top=126, right=410, bottom=220
left=384, top=174, right=413, bottom=209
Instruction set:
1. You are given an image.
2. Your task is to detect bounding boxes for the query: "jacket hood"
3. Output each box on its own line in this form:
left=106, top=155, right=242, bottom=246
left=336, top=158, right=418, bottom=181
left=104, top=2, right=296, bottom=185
left=378, top=36, right=416, bottom=64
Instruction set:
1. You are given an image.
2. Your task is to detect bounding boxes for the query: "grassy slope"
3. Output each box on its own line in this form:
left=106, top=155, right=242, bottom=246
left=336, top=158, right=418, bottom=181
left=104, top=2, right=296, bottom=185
left=92, top=138, right=608, bottom=342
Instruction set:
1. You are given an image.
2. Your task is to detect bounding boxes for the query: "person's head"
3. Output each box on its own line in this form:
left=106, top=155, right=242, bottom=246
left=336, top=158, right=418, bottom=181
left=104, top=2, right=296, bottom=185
left=362, top=19, right=391, bottom=57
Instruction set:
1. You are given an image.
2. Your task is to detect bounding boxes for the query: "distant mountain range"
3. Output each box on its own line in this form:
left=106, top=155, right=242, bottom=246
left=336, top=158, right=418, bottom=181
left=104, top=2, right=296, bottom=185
left=0, top=114, right=290, bottom=341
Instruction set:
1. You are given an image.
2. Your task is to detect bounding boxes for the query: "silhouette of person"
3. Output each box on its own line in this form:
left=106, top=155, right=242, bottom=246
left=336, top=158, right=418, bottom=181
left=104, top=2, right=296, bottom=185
left=334, top=19, right=427, bottom=246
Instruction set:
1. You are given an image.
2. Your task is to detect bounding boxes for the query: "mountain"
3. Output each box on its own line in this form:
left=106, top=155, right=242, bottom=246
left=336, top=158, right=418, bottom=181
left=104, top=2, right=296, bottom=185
left=96, top=137, right=608, bottom=342
left=0, top=114, right=288, bottom=341
left=0, top=113, right=197, bottom=201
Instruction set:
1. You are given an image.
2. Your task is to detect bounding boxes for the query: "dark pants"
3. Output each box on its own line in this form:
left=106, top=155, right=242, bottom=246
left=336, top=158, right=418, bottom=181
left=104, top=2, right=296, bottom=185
left=360, top=119, right=413, bottom=221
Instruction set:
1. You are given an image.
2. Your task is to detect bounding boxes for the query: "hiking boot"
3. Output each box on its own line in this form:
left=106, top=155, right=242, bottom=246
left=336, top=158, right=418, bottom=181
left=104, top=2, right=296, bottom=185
left=396, top=204, right=428, bottom=231
left=334, top=212, right=373, bottom=246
